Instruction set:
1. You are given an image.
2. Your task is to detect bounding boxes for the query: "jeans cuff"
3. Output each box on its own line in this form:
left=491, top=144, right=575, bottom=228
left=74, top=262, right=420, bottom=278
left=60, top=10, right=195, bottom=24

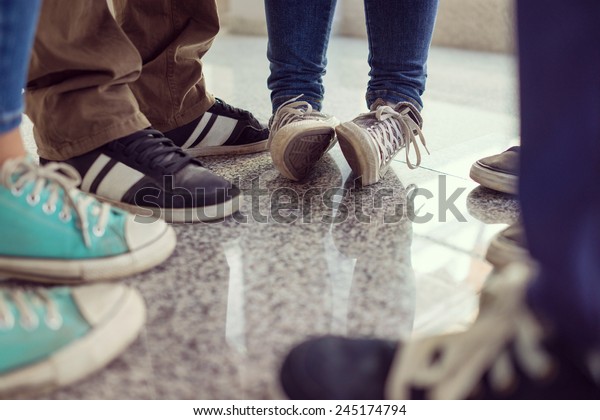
left=0, top=108, right=23, bottom=134
left=272, top=95, right=324, bottom=113
left=366, top=91, right=423, bottom=111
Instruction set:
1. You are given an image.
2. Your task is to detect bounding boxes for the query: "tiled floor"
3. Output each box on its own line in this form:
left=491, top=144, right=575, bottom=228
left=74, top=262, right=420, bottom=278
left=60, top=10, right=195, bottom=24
left=22, top=34, right=521, bottom=399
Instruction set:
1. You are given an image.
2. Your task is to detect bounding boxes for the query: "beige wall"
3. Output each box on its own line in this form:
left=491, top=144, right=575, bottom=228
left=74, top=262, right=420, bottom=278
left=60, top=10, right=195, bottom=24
left=217, top=0, right=515, bottom=53
left=432, top=0, right=514, bottom=53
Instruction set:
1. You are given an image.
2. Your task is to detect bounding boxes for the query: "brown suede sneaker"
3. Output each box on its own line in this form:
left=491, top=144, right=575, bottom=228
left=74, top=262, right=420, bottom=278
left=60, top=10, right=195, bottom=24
left=470, top=146, right=520, bottom=194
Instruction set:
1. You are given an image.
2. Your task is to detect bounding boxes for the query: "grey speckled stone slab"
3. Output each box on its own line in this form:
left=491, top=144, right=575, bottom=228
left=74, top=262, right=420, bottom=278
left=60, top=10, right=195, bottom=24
left=466, top=185, right=520, bottom=225
left=13, top=34, right=521, bottom=400
left=40, top=149, right=418, bottom=399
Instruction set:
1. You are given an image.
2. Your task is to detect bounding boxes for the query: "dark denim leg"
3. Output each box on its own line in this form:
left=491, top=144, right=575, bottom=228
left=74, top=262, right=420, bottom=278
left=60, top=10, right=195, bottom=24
left=0, top=0, right=41, bottom=133
left=264, top=0, right=337, bottom=112
left=518, top=0, right=600, bottom=351
left=363, top=0, right=439, bottom=110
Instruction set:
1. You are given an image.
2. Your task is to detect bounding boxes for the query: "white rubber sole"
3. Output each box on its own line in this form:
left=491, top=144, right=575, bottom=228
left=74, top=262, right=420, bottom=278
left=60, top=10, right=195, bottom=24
left=336, top=123, right=388, bottom=186
left=185, top=140, right=269, bottom=157
left=470, top=162, right=518, bottom=195
left=269, top=123, right=337, bottom=181
left=0, top=226, right=176, bottom=284
left=97, top=194, right=241, bottom=224
left=0, top=286, right=146, bottom=398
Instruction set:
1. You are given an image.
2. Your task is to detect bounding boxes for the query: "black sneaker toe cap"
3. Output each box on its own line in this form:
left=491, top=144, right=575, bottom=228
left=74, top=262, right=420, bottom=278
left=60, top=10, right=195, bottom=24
left=280, top=336, right=398, bottom=400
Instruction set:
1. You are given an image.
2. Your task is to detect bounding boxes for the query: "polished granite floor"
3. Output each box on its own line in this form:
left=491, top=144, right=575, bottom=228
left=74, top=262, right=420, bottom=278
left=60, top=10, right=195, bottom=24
left=21, top=34, right=521, bottom=399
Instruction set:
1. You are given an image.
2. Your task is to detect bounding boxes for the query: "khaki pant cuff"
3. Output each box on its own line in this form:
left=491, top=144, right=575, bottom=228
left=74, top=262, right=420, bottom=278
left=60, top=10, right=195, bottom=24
left=151, top=92, right=215, bottom=133
left=36, top=112, right=151, bottom=161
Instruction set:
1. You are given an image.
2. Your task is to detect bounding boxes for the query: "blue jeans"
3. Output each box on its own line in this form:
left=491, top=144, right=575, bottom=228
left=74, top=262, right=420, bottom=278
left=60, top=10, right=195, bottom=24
left=0, top=0, right=40, bottom=134
left=264, top=0, right=439, bottom=112
left=519, top=0, right=600, bottom=353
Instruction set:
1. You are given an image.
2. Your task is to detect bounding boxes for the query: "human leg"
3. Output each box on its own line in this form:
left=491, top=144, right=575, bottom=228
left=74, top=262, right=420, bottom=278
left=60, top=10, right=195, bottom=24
left=112, top=0, right=217, bottom=132
left=113, top=0, right=268, bottom=156
left=335, top=0, right=438, bottom=186
left=264, top=0, right=339, bottom=181
left=26, top=0, right=241, bottom=222
left=363, top=0, right=439, bottom=110
left=0, top=0, right=176, bottom=281
left=518, top=0, right=600, bottom=353
left=265, top=0, right=337, bottom=111
left=0, top=0, right=40, bottom=162
left=25, top=0, right=149, bottom=161
left=0, top=1, right=157, bottom=396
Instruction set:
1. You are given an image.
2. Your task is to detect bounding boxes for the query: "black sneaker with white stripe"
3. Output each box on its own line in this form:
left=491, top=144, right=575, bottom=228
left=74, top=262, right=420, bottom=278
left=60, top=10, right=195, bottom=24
left=40, top=129, right=240, bottom=223
left=167, top=98, right=269, bottom=157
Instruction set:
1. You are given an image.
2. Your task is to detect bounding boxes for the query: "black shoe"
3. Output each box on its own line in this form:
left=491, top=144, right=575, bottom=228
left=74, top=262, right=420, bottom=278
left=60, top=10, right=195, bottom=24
left=281, top=336, right=397, bottom=400
left=470, top=146, right=520, bottom=194
left=167, top=98, right=269, bottom=157
left=41, top=129, right=240, bottom=223
left=281, top=266, right=600, bottom=400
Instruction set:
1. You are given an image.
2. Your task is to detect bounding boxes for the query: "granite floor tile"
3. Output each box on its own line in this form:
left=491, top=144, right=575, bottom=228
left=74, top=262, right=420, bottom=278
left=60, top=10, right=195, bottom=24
left=14, top=34, right=520, bottom=399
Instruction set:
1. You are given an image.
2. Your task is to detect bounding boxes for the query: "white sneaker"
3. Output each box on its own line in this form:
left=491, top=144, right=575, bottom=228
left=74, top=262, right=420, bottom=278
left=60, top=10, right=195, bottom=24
left=336, top=99, right=429, bottom=186
left=268, top=97, right=339, bottom=181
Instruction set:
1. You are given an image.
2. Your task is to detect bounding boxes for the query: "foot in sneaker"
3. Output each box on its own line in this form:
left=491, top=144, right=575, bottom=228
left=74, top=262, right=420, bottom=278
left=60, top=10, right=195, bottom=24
left=167, top=98, right=269, bottom=157
left=336, top=99, right=429, bottom=186
left=470, top=146, right=520, bottom=194
left=280, top=265, right=600, bottom=399
left=0, top=283, right=145, bottom=397
left=41, top=129, right=241, bottom=223
left=268, top=97, right=339, bottom=181
left=486, top=222, right=530, bottom=268
left=0, top=157, right=176, bottom=283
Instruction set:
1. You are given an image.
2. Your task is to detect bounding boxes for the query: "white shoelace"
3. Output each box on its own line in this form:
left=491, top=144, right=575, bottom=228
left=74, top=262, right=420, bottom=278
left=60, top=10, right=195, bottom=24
left=0, top=287, right=62, bottom=330
left=386, top=269, right=554, bottom=399
left=359, top=105, right=429, bottom=169
left=270, top=95, right=331, bottom=133
left=0, top=157, right=111, bottom=247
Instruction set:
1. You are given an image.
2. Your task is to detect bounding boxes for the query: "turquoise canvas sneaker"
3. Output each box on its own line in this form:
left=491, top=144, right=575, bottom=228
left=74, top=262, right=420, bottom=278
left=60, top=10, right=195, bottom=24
left=0, top=157, right=176, bottom=283
left=0, top=283, right=145, bottom=397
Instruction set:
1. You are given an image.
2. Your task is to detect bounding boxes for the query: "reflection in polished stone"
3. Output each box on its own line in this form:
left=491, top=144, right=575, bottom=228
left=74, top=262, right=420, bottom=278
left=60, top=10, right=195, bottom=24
left=467, top=185, right=519, bottom=225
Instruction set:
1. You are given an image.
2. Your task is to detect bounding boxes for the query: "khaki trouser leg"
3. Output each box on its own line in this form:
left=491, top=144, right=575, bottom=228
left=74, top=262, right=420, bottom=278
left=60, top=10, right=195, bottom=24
left=26, top=0, right=150, bottom=161
left=113, top=0, right=219, bottom=132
